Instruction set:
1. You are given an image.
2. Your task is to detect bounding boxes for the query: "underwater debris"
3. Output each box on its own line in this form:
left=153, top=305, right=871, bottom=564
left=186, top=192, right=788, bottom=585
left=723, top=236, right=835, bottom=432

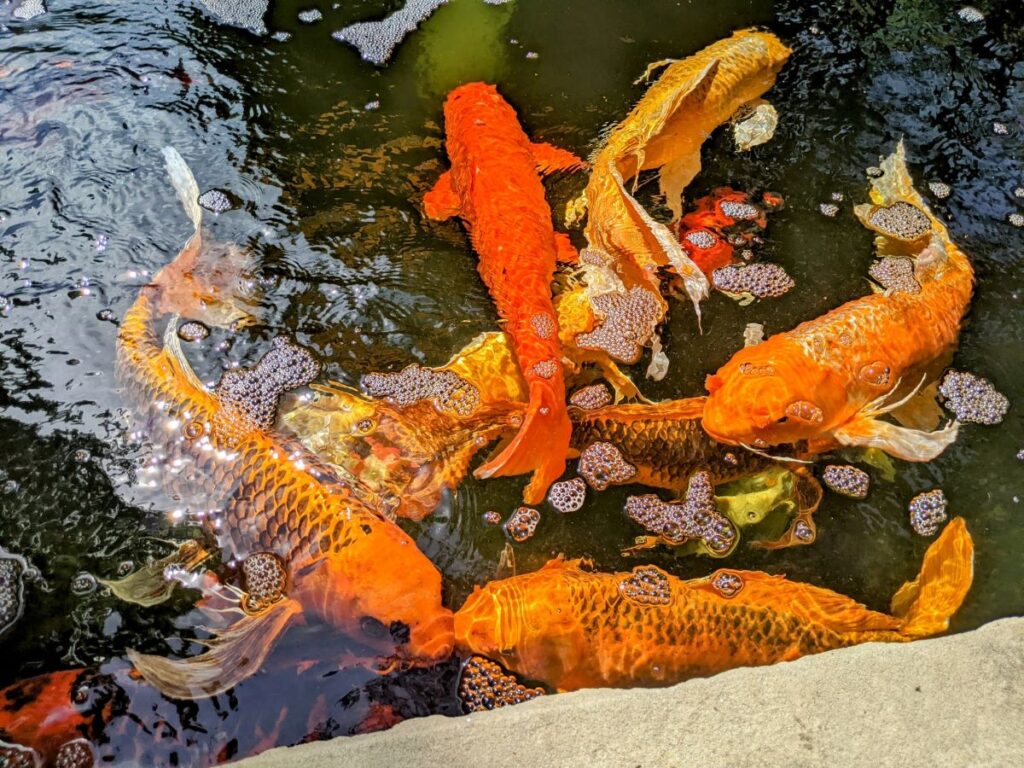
left=909, top=489, right=948, bottom=537
left=177, top=320, right=210, bottom=342
left=743, top=322, right=765, bottom=347
left=548, top=478, right=586, bottom=513
left=957, top=6, right=985, bottom=22
left=504, top=507, right=540, bottom=543
left=459, top=655, right=545, bottom=713
left=332, top=0, right=444, bottom=66
left=575, top=287, right=662, bottom=364
left=869, top=256, right=921, bottom=294
left=241, top=552, right=287, bottom=614
left=711, top=263, right=795, bottom=299
left=297, top=8, right=322, bottom=23
left=710, top=570, right=744, bottom=597
left=863, top=201, right=931, bottom=241
left=99, top=541, right=209, bottom=608
left=733, top=101, right=778, bottom=152
left=819, top=203, right=839, bottom=217
left=1009, top=213, right=1024, bottom=228
left=928, top=181, right=951, bottom=199
left=569, top=383, right=612, bottom=410
left=618, top=565, right=672, bottom=606
left=866, top=166, right=883, bottom=178
left=577, top=441, right=637, bottom=491
left=624, top=471, right=737, bottom=555
left=0, top=552, right=26, bottom=637
left=217, top=337, right=320, bottom=430
left=197, top=0, right=270, bottom=35
left=938, top=370, right=1009, bottom=425
left=362, top=365, right=480, bottom=417
left=198, top=189, right=232, bottom=214
left=822, top=465, right=870, bottom=499
left=12, top=0, right=45, bottom=20
left=482, top=511, right=502, bottom=526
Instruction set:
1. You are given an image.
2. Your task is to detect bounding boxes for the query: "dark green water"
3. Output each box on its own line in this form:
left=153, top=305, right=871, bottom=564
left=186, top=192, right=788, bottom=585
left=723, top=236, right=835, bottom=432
left=0, top=0, right=1022, bottom=762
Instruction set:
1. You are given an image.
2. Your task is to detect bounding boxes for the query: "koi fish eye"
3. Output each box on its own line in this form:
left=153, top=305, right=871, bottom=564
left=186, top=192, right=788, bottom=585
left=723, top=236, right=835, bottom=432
left=360, top=615, right=388, bottom=640
left=784, top=400, right=824, bottom=424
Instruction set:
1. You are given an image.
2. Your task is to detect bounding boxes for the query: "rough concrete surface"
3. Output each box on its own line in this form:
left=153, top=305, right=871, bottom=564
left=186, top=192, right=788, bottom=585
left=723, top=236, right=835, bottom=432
left=239, top=618, right=1024, bottom=768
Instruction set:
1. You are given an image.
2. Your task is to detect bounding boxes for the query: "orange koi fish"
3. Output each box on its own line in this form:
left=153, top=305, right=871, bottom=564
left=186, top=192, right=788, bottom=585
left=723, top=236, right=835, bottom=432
left=703, top=142, right=972, bottom=461
left=424, top=82, right=584, bottom=504
left=563, top=30, right=791, bottom=367
left=117, top=148, right=453, bottom=699
left=455, top=517, right=973, bottom=691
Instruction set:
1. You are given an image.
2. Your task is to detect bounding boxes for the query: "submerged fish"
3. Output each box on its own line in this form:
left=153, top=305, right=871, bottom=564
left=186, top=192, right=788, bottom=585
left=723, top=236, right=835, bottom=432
left=703, top=142, right=972, bottom=461
left=424, top=82, right=584, bottom=503
left=564, top=30, right=791, bottom=359
left=455, top=517, right=974, bottom=691
left=116, top=148, right=453, bottom=699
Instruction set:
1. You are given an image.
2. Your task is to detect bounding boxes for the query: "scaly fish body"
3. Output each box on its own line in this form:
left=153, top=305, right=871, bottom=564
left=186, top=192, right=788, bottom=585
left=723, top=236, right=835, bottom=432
left=117, top=149, right=453, bottom=700
left=455, top=518, right=973, bottom=691
left=425, top=82, right=584, bottom=503
left=703, top=143, right=973, bottom=462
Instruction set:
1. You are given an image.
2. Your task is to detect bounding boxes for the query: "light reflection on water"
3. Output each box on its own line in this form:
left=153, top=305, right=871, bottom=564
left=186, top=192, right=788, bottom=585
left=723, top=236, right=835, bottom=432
left=0, top=0, right=1022, bottom=762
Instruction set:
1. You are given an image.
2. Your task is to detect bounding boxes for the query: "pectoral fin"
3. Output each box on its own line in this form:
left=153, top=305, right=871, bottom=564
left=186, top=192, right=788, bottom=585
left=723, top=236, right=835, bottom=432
left=889, top=380, right=943, bottom=431
left=531, top=142, right=585, bottom=175
left=423, top=171, right=461, bottom=220
left=658, top=153, right=703, bottom=222
left=833, top=416, right=959, bottom=462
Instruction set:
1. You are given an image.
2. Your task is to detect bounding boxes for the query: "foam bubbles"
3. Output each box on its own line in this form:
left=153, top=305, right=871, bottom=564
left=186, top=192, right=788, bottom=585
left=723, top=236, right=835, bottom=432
left=504, top=506, right=540, bottom=542
left=866, top=201, right=931, bottom=241
left=568, top=383, right=612, bottom=410
left=577, top=442, right=636, bottom=491
left=548, top=478, right=586, bottom=513
left=333, top=0, right=445, bottom=66
left=459, top=656, right=545, bottom=712
left=625, top=471, right=736, bottom=554
left=217, top=337, right=320, bottom=430
left=575, top=287, right=661, bottom=364
left=362, top=364, right=480, bottom=416
left=938, top=370, right=1009, bottom=425
left=618, top=565, right=671, bottom=606
left=711, top=263, right=795, bottom=299
left=869, top=256, right=920, bottom=294
left=822, top=465, right=870, bottom=499
left=908, top=489, right=948, bottom=536
left=241, top=552, right=287, bottom=614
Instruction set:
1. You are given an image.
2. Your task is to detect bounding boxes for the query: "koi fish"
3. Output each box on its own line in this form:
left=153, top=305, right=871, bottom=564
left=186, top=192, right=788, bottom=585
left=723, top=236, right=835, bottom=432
left=455, top=517, right=974, bottom=691
left=424, top=82, right=585, bottom=504
left=702, top=142, right=972, bottom=461
left=116, top=148, right=453, bottom=700
left=564, top=30, right=791, bottom=363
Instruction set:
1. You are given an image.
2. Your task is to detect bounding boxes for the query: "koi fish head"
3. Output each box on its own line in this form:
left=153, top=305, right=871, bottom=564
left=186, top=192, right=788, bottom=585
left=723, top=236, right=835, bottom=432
left=295, top=516, right=454, bottom=668
left=702, top=342, right=846, bottom=447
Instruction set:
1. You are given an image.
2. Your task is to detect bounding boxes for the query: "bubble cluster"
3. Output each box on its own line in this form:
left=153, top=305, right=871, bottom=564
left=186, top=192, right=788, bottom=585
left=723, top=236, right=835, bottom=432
left=793, top=520, right=814, bottom=543
left=218, top=337, right=321, bottom=430
left=177, top=320, right=210, bottom=342
left=822, top=465, right=870, bottom=499
left=719, top=200, right=761, bottom=221
left=869, top=257, right=920, bottom=294
left=568, top=383, right=612, bottom=410
left=361, top=365, right=480, bottom=417
left=0, top=554, right=25, bottom=636
left=928, top=181, right=951, bottom=199
left=0, top=742, right=39, bottom=768
left=938, top=370, right=1009, bottom=425
left=712, top=263, right=795, bottom=299
left=710, top=571, right=744, bottom=598
left=909, top=489, right=948, bottom=537
left=459, top=656, right=545, bottom=713
left=332, top=0, right=445, bottom=66
left=55, top=739, right=94, bottom=768
left=957, top=6, right=984, bottom=22
left=575, top=287, right=662, bottom=364
left=993, top=122, right=1009, bottom=136
left=198, top=189, right=232, bottom=214
left=866, top=201, right=931, bottom=241
left=241, top=552, right=287, bottom=614
left=70, top=572, right=98, bottom=596
left=1009, top=213, right=1024, bottom=228
left=618, top=565, right=672, bottom=606
left=531, top=360, right=559, bottom=380
left=819, top=203, right=839, bottom=217
left=503, top=507, right=540, bottom=543
left=683, top=229, right=719, bottom=249
left=530, top=312, right=556, bottom=340
left=12, top=0, right=46, bottom=20
left=625, top=472, right=736, bottom=554
left=198, top=0, right=269, bottom=35
left=577, top=442, right=636, bottom=491
left=297, top=8, right=322, bottom=23
left=482, top=511, right=502, bottom=526
left=548, top=478, right=586, bottom=513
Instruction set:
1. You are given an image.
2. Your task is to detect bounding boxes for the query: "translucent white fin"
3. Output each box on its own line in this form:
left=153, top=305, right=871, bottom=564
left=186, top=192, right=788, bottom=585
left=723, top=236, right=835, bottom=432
left=833, top=417, right=959, bottom=462
left=162, top=146, right=202, bottom=232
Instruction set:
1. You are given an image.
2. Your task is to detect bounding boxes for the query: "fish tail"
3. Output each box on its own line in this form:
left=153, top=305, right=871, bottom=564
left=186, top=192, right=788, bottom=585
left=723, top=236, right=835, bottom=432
left=128, top=598, right=302, bottom=700
left=474, top=379, right=571, bottom=504
left=151, top=146, right=260, bottom=329
left=892, top=517, right=974, bottom=639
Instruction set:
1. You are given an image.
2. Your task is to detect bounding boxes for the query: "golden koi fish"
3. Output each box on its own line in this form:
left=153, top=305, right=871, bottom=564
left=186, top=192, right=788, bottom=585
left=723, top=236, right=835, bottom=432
left=703, top=142, right=972, bottom=462
left=455, top=517, right=974, bottom=691
left=117, top=148, right=453, bottom=699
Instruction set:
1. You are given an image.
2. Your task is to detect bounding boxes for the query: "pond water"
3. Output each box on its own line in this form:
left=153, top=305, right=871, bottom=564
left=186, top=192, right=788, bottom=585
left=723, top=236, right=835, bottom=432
left=1, top=0, right=1022, bottom=764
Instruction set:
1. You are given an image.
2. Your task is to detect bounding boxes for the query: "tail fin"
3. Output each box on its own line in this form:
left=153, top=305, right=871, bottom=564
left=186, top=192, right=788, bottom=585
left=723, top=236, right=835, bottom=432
left=474, top=380, right=571, bottom=504
left=128, top=597, right=301, bottom=700
left=153, top=146, right=260, bottom=329
left=892, top=517, right=974, bottom=638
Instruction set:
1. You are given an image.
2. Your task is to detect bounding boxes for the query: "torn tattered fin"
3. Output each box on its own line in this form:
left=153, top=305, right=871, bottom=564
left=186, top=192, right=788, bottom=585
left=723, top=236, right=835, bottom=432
left=834, top=416, right=958, bottom=462
left=531, top=142, right=586, bottom=175
left=889, top=380, right=943, bottom=431
left=423, top=171, right=461, bottom=220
